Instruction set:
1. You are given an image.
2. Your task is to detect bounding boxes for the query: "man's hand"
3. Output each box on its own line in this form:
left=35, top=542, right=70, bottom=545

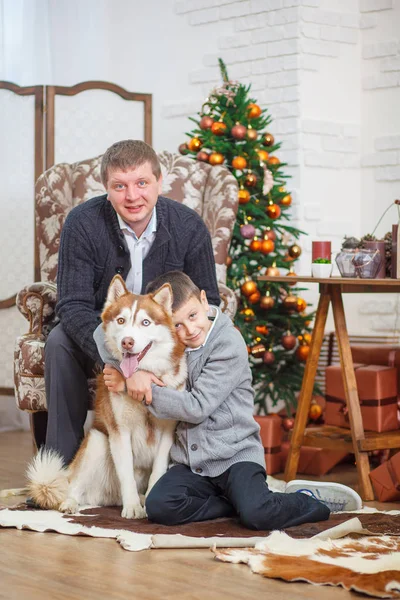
left=103, top=365, right=126, bottom=393
left=126, top=370, right=165, bottom=405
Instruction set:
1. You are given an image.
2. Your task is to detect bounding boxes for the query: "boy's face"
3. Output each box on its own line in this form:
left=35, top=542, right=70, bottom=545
left=172, top=291, right=211, bottom=349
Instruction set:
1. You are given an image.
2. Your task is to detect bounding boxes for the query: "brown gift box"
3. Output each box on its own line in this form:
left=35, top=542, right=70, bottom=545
left=280, top=441, right=348, bottom=476
left=255, top=415, right=282, bottom=475
left=369, top=451, right=400, bottom=502
left=351, top=344, right=400, bottom=390
left=325, top=364, right=399, bottom=432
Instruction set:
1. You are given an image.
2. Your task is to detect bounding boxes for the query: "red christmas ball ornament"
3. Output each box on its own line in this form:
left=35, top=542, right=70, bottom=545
left=178, top=143, right=190, bottom=155
left=231, top=123, right=247, bottom=140
left=247, top=103, right=262, bottom=119
left=282, top=417, right=295, bottom=431
left=262, top=133, right=275, bottom=147
left=281, top=332, right=297, bottom=350
left=240, top=224, right=256, bottom=239
left=196, top=151, right=209, bottom=162
left=245, top=172, right=257, bottom=187
left=266, top=203, right=281, bottom=220
left=211, top=121, right=227, bottom=136
left=264, top=228, right=277, bottom=242
left=199, top=115, right=214, bottom=130
left=262, top=350, right=275, bottom=365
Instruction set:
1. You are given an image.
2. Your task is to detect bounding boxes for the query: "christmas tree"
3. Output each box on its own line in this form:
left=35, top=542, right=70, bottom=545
left=179, top=59, right=314, bottom=415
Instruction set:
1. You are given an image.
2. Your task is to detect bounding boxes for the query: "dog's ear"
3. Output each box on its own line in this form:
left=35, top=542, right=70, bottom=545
left=152, top=283, right=173, bottom=315
left=104, top=275, right=129, bottom=308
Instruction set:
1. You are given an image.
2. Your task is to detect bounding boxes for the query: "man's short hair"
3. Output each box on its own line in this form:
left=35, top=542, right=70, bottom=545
left=146, top=271, right=202, bottom=312
left=101, top=139, right=161, bottom=186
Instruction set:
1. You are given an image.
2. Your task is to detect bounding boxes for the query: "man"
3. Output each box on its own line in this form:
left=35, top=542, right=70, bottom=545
left=45, top=139, right=220, bottom=464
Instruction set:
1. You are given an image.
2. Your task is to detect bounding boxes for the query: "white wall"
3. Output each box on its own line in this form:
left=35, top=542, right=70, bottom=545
left=1, top=0, right=400, bottom=394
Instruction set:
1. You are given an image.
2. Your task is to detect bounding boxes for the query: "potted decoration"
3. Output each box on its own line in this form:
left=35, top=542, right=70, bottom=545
left=311, top=257, right=332, bottom=278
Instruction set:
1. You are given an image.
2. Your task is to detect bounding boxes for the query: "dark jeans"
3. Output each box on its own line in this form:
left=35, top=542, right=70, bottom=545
left=45, top=322, right=97, bottom=464
left=146, top=462, right=330, bottom=530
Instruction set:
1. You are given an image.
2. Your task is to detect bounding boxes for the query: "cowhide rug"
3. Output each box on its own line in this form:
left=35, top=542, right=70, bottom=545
left=214, top=529, right=400, bottom=599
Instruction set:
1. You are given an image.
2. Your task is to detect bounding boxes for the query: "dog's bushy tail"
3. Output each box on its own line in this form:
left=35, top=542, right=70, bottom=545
left=26, top=448, right=69, bottom=510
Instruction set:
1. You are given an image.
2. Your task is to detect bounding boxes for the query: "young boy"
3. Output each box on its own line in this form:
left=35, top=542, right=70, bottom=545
left=95, top=271, right=362, bottom=530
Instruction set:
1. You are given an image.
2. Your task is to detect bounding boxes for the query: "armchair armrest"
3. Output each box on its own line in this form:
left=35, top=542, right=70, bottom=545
left=16, top=282, right=57, bottom=336
left=218, top=283, right=237, bottom=320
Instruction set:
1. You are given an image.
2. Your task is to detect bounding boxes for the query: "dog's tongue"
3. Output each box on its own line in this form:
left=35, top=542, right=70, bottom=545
left=120, top=354, right=139, bottom=378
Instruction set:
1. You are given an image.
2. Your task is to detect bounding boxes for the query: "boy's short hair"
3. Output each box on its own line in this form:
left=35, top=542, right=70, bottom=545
left=146, top=271, right=202, bottom=311
left=101, top=139, right=161, bottom=186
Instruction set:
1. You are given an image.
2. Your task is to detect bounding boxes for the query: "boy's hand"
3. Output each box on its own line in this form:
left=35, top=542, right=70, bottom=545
left=126, top=370, right=165, bottom=405
left=103, top=365, right=126, bottom=393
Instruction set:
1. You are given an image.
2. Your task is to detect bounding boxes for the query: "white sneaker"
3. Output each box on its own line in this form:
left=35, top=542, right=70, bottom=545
left=285, top=479, right=363, bottom=512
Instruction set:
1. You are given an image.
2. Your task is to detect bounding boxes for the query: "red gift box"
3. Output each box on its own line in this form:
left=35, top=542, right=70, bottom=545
left=254, top=415, right=282, bottom=475
left=280, top=441, right=348, bottom=476
left=325, top=364, right=399, bottom=432
left=369, top=451, right=400, bottom=502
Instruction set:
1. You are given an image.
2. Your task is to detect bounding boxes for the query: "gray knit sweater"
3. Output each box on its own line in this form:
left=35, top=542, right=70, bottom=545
left=94, top=310, right=265, bottom=477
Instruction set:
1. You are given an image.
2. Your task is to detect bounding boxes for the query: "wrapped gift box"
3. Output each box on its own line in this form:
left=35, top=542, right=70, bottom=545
left=254, top=415, right=282, bottom=475
left=369, top=451, right=400, bottom=502
left=351, top=344, right=400, bottom=394
left=325, top=364, right=399, bottom=432
left=280, top=441, right=349, bottom=476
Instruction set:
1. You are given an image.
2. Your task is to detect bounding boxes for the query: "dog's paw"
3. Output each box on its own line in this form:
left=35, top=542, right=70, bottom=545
left=59, top=498, right=79, bottom=514
left=121, top=503, right=147, bottom=519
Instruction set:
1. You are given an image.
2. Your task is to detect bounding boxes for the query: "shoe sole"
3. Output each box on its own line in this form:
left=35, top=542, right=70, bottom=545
left=285, top=479, right=363, bottom=511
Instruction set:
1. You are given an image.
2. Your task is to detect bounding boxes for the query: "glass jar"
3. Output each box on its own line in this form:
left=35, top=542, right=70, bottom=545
left=335, top=248, right=383, bottom=278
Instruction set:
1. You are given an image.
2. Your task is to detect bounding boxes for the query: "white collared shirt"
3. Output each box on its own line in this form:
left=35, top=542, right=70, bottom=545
left=185, top=306, right=219, bottom=353
left=117, top=209, right=157, bottom=294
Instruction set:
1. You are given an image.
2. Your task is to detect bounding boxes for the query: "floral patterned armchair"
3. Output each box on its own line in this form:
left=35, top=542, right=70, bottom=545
left=14, top=152, right=238, bottom=445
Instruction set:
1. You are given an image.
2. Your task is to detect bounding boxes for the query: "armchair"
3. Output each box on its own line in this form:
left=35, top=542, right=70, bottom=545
left=14, top=152, right=238, bottom=446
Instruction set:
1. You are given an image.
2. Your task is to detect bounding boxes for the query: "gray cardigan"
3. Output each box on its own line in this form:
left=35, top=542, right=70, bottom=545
left=56, top=194, right=220, bottom=363
left=94, top=310, right=265, bottom=477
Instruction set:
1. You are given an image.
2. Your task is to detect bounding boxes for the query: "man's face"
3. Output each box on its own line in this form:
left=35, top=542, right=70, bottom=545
left=172, top=291, right=212, bottom=349
left=106, top=161, right=162, bottom=237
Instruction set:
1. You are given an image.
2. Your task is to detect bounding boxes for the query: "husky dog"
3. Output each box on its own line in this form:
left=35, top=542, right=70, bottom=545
left=27, top=275, right=187, bottom=518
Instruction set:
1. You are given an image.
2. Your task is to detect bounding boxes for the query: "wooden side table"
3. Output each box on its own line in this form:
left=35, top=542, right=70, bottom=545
left=258, top=275, right=400, bottom=501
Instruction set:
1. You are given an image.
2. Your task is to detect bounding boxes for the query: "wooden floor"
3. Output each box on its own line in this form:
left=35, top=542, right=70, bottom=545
left=0, top=431, right=397, bottom=600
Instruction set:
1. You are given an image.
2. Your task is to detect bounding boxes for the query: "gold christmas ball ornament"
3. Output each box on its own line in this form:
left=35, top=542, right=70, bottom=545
left=178, top=143, right=190, bottom=155
left=249, top=237, right=262, bottom=252
left=199, top=115, right=214, bottom=130
left=261, top=238, right=275, bottom=255
left=248, top=290, right=261, bottom=304
left=288, top=244, right=302, bottom=259
left=278, top=186, right=286, bottom=193
left=255, top=325, right=269, bottom=336
left=309, top=402, right=323, bottom=421
left=209, top=152, right=224, bottom=166
left=296, top=344, right=310, bottom=362
left=280, top=194, right=292, bottom=207
left=262, top=350, right=275, bottom=365
left=188, top=137, right=202, bottom=152
left=286, top=267, right=297, bottom=286
left=268, top=156, right=280, bottom=166
left=251, top=343, right=266, bottom=358
left=262, top=133, right=275, bottom=147
left=247, top=103, right=262, bottom=119
left=295, top=297, right=307, bottom=313
left=238, top=188, right=251, bottom=205
left=240, top=307, right=255, bottom=322
left=241, top=278, right=258, bottom=297
left=256, top=149, right=269, bottom=163
left=231, top=123, right=247, bottom=140
left=245, top=172, right=257, bottom=187
left=266, top=263, right=280, bottom=277
left=247, top=127, right=258, bottom=141
left=260, top=293, right=275, bottom=310
left=196, top=151, right=209, bottom=162
left=266, top=203, right=281, bottom=220
left=283, top=295, right=297, bottom=311
left=232, top=156, right=247, bottom=170
left=281, top=332, right=297, bottom=350
left=211, top=121, right=227, bottom=136
left=303, top=333, right=312, bottom=345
